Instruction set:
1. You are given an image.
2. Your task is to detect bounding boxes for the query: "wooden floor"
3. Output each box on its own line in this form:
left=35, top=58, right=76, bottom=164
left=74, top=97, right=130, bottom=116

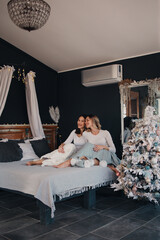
left=0, top=188, right=160, bottom=240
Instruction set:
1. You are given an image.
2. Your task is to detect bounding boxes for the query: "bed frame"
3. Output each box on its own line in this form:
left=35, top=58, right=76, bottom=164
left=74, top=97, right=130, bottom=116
left=0, top=124, right=97, bottom=225
left=0, top=124, right=57, bottom=150
left=0, top=186, right=96, bottom=225
left=38, top=189, right=96, bottom=225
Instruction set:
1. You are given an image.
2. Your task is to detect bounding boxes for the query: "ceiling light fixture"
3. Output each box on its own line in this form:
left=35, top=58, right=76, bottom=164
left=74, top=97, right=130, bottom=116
left=7, top=0, right=51, bottom=32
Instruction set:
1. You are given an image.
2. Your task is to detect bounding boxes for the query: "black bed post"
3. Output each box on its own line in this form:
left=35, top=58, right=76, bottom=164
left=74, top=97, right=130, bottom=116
left=83, top=189, right=96, bottom=209
left=37, top=200, right=54, bottom=225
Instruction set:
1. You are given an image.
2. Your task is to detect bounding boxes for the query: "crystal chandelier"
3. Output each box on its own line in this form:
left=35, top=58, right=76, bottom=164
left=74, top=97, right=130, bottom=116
left=7, top=0, right=51, bottom=31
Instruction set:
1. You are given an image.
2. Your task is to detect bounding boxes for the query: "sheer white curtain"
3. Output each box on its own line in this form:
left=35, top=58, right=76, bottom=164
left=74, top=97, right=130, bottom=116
left=25, top=71, right=45, bottom=138
left=0, top=66, right=15, bottom=116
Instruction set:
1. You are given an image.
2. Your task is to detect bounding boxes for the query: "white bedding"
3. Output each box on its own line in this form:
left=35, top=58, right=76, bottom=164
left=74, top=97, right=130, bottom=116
left=0, top=160, right=116, bottom=217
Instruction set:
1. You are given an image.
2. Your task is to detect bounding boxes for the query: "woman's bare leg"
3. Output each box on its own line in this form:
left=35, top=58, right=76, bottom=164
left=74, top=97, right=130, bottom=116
left=108, top=165, right=120, bottom=176
left=53, top=158, right=72, bottom=168
left=26, top=159, right=44, bottom=166
left=54, top=157, right=100, bottom=168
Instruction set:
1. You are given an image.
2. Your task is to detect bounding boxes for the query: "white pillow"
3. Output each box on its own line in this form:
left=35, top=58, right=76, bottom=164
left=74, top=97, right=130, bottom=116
left=25, top=137, right=43, bottom=143
left=0, top=138, right=8, bottom=142
left=18, top=142, right=39, bottom=161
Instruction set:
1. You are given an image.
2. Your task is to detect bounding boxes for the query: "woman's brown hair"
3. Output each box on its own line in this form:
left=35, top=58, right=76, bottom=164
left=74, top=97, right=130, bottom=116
left=75, top=114, right=86, bottom=134
left=86, top=114, right=101, bottom=131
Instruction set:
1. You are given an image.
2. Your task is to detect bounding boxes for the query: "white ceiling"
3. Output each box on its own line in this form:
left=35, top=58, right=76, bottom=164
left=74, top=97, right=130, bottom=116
left=0, top=0, right=160, bottom=72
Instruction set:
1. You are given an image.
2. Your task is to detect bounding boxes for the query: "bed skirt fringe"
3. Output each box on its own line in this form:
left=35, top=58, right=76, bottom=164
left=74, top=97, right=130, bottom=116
left=56, top=180, right=114, bottom=200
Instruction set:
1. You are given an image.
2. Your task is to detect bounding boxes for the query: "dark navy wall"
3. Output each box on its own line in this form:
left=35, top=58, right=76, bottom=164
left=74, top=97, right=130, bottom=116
left=1, top=37, right=159, bottom=157
left=58, top=53, right=160, bottom=157
left=0, top=38, right=58, bottom=124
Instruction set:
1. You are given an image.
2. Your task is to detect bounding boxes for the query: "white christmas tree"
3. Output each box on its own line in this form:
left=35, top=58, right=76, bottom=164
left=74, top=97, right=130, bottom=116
left=112, top=106, right=160, bottom=204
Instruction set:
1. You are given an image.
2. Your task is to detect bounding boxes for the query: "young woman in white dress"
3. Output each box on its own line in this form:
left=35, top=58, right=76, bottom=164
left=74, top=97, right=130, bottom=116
left=26, top=115, right=86, bottom=166
left=54, top=115, right=120, bottom=176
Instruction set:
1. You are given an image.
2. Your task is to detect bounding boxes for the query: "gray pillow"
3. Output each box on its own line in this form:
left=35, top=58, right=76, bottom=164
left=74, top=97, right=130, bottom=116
left=8, top=139, right=25, bottom=143
left=30, top=138, right=51, bottom=157
left=0, top=141, right=23, bottom=162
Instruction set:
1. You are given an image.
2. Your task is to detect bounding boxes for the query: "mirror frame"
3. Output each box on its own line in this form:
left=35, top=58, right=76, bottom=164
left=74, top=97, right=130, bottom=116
left=119, top=78, right=160, bottom=144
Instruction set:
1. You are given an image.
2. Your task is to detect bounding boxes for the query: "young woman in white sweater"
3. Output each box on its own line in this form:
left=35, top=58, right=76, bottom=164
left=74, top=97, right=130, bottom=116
left=26, top=115, right=86, bottom=166
left=55, top=115, right=120, bottom=176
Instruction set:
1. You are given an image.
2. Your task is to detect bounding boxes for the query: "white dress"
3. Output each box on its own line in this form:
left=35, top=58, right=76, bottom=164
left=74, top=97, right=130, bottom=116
left=41, top=130, right=86, bottom=166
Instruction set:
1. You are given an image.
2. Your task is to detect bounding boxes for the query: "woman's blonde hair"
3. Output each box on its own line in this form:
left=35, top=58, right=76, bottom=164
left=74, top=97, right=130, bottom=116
left=87, top=114, right=101, bottom=131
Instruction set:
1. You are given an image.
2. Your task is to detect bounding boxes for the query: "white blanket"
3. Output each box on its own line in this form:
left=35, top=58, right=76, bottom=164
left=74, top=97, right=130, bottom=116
left=0, top=160, right=116, bottom=217
left=41, top=143, right=76, bottom=166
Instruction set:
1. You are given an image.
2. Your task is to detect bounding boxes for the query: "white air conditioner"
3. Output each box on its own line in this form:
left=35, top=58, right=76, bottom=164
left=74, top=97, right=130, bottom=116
left=82, top=64, right=122, bottom=87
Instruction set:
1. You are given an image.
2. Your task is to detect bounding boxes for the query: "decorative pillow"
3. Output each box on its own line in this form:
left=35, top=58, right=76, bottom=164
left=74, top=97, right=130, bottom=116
left=0, top=139, right=25, bottom=143
left=0, top=141, right=23, bottom=162
left=0, top=138, right=8, bottom=142
left=30, top=138, right=51, bottom=157
left=9, top=139, right=25, bottom=143
left=18, top=142, right=38, bottom=161
left=25, top=137, right=43, bottom=143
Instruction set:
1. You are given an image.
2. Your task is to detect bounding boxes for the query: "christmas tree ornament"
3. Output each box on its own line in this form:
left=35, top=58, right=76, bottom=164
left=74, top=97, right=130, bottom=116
left=156, top=127, right=160, bottom=136
left=147, top=144, right=151, bottom=151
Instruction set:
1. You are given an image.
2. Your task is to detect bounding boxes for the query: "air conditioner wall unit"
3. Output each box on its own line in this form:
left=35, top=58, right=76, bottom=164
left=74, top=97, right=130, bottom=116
left=82, top=64, right=123, bottom=87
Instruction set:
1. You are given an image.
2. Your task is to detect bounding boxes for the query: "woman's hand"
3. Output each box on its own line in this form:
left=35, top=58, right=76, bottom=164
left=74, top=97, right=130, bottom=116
left=58, top=144, right=65, bottom=153
left=93, top=145, right=109, bottom=152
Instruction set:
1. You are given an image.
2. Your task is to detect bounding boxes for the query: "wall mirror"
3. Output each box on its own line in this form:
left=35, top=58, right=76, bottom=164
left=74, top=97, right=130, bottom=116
left=119, top=78, right=160, bottom=144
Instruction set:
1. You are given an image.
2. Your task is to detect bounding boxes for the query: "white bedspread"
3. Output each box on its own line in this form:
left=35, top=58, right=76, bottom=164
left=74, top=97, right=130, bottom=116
left=0, top=160, right=116, bottom=217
